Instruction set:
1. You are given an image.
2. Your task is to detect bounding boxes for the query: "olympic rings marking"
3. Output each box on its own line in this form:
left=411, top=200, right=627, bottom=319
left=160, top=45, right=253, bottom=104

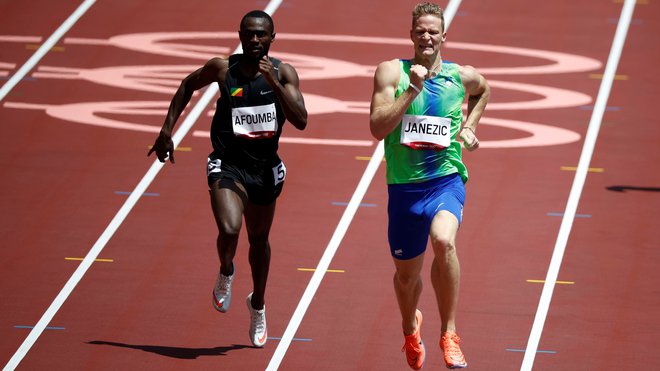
left=3, top=32, right=603, bottom=148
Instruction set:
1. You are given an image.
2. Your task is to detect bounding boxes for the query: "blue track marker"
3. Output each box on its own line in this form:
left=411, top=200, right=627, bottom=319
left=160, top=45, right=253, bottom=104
left=507, top=348, right=557, bottom=354
left=14, top=325, right=65, bottom=330
left=547, top=212, right=592, bottom=218
left=115, top=191, right=159, bottom=197
left=331, top=201, right=376, bottom=207
left=268, top=337, right=312, bottom=342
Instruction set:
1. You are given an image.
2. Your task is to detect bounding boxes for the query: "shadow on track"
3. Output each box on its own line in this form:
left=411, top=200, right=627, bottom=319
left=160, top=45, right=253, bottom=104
left=87, top=340, right=252, bottom=359
left=606, top=185, right=660, bottom=193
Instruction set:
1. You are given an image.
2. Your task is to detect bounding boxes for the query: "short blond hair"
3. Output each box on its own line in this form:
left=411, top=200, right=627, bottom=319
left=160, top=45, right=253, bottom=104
left=412, top=2, right=445, bottom=31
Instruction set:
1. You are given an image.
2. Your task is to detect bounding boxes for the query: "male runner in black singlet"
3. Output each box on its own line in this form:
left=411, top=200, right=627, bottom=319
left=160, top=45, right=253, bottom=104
left=148, top=10, right=307, bottom=348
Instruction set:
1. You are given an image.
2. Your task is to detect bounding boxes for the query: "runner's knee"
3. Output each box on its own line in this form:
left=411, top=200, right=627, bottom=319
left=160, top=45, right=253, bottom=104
left=395, top=270, right=420, bottom=288
left=247, top=233, right=270, bottom=250
left=431, top=234, right=456, bottom=255
left=217, top=219, right=241, bottom=240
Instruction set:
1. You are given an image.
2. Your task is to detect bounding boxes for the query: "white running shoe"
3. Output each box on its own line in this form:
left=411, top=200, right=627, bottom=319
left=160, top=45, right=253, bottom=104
left=246, top=292, right=267, bottom=347
left=212, top=267, right=234, bottom=313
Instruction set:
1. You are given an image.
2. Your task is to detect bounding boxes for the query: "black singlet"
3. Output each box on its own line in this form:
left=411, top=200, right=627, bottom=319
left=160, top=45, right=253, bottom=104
left=210, top=54, right=287, bottom=168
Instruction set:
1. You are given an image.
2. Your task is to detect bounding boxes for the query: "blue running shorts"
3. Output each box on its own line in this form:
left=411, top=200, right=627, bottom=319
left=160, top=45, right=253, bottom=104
left=387, top=173, right=465, bottom=260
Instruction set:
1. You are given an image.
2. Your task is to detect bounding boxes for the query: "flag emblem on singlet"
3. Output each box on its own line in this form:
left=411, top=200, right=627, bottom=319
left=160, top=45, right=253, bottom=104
left=230, top=87, right=243, bottom=97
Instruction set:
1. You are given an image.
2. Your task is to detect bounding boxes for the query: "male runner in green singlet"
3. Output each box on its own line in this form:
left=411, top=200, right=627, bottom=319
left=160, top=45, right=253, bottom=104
left=148, top=10, right=307, bottom=348
left=369, top=2, right=489, bottom=369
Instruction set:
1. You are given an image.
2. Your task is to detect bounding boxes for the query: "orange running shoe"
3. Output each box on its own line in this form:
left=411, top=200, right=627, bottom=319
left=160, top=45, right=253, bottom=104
left=401, top=309, right=425, bottom=370
left=440, top=332, right=467, bottom=369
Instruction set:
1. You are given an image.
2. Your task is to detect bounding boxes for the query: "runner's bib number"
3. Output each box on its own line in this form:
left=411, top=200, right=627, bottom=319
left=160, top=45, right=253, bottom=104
left=400, top=114, right=451, bottom=150
left=207, top=158, right=222, bottom=176
left=272, top=162, right=286, bottom=186
left=232, top=103, right=278, bottom=139
left=208, top=157, right=286, bottom=187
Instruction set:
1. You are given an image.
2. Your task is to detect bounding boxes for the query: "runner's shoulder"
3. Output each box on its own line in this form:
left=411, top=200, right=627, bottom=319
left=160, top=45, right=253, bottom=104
left=457, top=64, right=480, bottom=80
left=377, top=58, right=401, bottom=71
left=374, top=59, right=401, bottom=84
left=205, top=57, right=229, bottom=70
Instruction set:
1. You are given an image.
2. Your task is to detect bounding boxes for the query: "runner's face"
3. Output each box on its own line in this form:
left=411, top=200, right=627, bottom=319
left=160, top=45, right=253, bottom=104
left=410, top=14, right=446, bottom=58
left=239, top=17, right=274, bottom=60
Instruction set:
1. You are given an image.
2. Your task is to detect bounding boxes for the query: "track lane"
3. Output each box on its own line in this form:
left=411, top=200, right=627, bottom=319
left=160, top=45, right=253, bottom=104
left=2, top=0, right=658, bottom=370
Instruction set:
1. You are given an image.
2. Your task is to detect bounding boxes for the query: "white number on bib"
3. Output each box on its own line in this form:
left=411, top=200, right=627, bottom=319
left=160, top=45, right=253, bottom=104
left=272, top=162, right=286, bottom=186
left=207, top=158, right=221, bottom=176
left=400, top=114, right=451, bottom=150
left=232, top=103, right=278, bottom=139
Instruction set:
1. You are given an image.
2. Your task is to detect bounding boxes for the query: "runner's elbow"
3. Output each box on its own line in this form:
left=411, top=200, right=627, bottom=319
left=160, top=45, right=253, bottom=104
left=292, top=115, right=307, bottom=130
left=369, top=122, right=386, bottom=141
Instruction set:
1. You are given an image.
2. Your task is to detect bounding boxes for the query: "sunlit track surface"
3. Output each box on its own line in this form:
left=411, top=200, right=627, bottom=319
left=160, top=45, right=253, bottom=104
left=1, top=0, right=658, bottom=370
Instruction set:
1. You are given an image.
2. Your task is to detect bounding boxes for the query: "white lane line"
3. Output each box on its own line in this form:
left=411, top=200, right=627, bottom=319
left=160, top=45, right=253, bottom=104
left=520, top=0, right=636, bottom=370
left=2, top=1, right=283, bottom=370
left=266, top=141, right=384, bottom=371
left=265, top=1, right=463, bottom=369
left=0, top=0, right=96, bottom=102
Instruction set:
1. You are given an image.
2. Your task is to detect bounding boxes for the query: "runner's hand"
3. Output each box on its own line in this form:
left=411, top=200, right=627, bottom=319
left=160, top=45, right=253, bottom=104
left=409, top=64, right=427, bottom=91
left=460, top=127, right=479, bottom=151
left=148, top=132, right=175, bottom=163
left=259, top=56, right=278, bottom=86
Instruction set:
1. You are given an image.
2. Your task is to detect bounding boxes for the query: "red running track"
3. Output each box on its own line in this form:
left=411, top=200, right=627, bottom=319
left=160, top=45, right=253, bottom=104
left=1, top=0, right=659, bottom=370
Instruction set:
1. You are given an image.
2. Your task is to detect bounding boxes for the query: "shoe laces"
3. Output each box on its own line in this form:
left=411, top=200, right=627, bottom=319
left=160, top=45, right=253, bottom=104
left=402, top=333, right=422, bottom=354
left=442, top=333, right=463, bottom=358
left=251, top=307, right=266, bottom=332
left=215, top=273, right=233, bottom=294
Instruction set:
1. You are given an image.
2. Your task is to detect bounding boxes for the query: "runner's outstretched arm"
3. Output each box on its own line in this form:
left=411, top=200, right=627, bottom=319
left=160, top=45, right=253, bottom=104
left=148, top=58, right=227, bottom=163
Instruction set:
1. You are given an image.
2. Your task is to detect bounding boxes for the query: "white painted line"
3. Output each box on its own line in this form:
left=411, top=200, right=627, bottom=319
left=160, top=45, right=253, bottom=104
left=0, top=0, right=96, bottom=102
left=520, top=1, right=636, bottom=370
left=2, top=1, right=283, bottom=370
left=442, top=0, right=463, bottom=30
left=3, top=94, right=211, bottom=371
left=266, top=142, right=384, bottom=371
left=265, top=1, right=463, bottom=369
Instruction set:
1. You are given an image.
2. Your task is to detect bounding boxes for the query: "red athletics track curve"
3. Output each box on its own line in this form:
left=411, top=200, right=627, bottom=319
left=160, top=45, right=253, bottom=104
left=1, top=0, right=658, bottom=370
